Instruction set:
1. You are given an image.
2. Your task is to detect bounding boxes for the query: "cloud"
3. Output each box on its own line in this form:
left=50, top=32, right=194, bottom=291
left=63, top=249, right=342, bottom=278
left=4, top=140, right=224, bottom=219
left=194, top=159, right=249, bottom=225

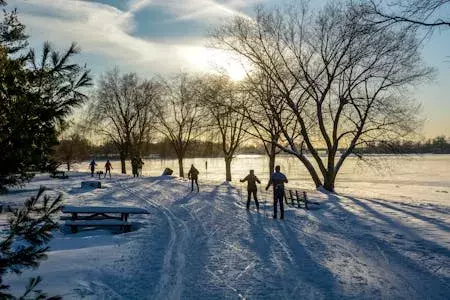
left=7, top=0, right=255, bottom=77
left=148, top=0, right=255, bottom=22
left=128, top=0, right=152, bottom=13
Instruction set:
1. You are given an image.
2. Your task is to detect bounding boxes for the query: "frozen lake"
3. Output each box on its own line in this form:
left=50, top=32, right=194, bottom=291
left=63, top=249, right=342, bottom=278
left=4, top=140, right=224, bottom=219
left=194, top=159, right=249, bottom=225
left=74, top=154, right=450, bottom=204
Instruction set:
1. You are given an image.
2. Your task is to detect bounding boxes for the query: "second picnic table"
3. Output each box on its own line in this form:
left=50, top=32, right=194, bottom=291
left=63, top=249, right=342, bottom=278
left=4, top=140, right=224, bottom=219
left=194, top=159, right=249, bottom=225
left=61, top=205, right=150, bottom=233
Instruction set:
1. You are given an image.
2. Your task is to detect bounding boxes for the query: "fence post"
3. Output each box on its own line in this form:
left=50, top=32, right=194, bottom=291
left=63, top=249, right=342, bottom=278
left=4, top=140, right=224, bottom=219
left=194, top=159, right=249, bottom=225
left=295, top=190, right=301, bottom=208
left=289, top=190, right=294, bottom=206
left=303, top=191, right=308, bottom=210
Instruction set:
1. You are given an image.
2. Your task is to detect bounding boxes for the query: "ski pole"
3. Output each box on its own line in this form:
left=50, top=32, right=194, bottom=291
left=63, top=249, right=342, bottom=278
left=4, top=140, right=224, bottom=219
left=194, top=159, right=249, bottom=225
left=264, top=188, right=268, bottom=218
left=259, top=185, right=264, bottom=217
left=240, top=183, right=243, bottom=204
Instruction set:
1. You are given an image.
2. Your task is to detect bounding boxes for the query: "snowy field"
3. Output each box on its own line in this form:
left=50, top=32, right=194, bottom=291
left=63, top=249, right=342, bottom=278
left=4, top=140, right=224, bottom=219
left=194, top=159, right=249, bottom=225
left=1, top=164, right=449, bottom=299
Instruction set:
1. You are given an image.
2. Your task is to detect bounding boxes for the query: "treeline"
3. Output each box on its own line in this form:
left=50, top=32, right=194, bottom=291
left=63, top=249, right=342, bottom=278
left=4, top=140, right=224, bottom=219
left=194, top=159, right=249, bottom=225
left=358, top=136, right=450, bottom=154
left=56, top=135, right=449, bottom=167
left=55, top=137, right=264, bottom=165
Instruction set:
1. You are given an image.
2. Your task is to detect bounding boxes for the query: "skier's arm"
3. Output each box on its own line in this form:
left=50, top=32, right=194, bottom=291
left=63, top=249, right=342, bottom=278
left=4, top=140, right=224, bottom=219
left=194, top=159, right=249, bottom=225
left=240, top=175, right=248, bottom=183
left=256, top=177, right=261, bottom=184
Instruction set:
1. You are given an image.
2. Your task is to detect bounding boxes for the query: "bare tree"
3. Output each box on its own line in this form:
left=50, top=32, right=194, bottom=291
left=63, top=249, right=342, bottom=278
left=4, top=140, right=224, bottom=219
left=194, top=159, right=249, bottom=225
left=212, top=2, right=433, bottom=191
left=53, top=133, right=90, bottom=171
left=89, top=68, right=159, bottom=173
left=240, top=73, right=301, bottom=178
left=357, top=0, right=450, bottom=28
left=200, top=75, right=248, bottom=181
left=153, top=73, right=202, bottom=177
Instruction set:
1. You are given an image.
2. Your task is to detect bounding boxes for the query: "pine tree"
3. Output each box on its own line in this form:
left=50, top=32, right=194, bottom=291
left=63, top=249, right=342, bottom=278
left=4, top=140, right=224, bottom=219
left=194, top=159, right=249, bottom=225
left=0, top=187, right=62, bottom=299
left=0, top=1, right=92, bottom=192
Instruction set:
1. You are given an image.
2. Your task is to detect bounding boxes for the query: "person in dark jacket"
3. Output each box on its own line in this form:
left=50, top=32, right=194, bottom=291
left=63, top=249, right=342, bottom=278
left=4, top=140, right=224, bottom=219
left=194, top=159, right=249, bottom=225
left=137, top=157, right=144, bottom=177
left=240, top=170, right=261, bottom=211
left=131, top=156, right=138, bottom=177
left=104, top=160, right=113, bottom=178
left=89, top=159, right=97, bottom=177
left=265, top=165, right=288, bottom=219
left=188, top=164, right=199, bottom=192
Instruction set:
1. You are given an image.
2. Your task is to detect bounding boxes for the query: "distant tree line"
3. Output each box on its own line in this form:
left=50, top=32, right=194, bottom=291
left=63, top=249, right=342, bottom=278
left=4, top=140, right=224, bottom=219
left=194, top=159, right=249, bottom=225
left=357, top=136, right=450, bottom=154
left=53, top=134, right=450, bottom=167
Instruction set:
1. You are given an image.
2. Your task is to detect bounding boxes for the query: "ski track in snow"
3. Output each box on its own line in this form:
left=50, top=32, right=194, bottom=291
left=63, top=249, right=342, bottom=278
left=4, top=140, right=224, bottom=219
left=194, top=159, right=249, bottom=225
left=118, top=179, right=190, bottom=300
left=2, top=173, right=449, bottom=299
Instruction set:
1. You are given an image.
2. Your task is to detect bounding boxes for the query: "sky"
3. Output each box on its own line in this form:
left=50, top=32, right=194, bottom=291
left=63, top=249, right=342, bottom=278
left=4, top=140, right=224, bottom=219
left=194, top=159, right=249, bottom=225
left=6, top=0, right=450, bottom=139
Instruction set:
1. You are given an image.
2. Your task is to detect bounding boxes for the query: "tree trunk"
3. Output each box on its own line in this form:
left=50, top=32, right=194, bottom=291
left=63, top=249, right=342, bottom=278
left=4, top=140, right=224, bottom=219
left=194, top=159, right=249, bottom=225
left=66, top=162, right=71, bottom=171
left=323, top=149, right=337, bottom=192
left=297, top=154, right=323, bottom=188
left=120, top=152, right=126, bottom=174
left=268, top=142, right=276, bottom=178
left=323, top=172, right=335, bottom=192
left=178, top=156, right=184, bottom=177
left=225, top=156, right=232, bottom=182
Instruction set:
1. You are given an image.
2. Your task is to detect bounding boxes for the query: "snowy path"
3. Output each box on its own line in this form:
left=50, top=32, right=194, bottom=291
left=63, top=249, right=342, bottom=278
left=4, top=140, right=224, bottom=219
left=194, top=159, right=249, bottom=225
left=2, top=173, right=450, bottom=299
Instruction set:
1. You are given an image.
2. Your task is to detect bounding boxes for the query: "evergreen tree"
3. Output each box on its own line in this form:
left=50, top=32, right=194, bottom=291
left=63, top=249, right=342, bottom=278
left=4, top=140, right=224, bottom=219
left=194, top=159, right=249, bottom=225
left=0, top=187, right=62, bottom=299
left=0, top=1, right=92, bottom=191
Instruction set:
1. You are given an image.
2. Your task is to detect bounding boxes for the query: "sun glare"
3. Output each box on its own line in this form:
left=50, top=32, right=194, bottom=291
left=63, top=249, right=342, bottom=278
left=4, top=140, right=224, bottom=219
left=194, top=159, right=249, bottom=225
left=182, top=45, right=249, bottom=81
left=224, top=62, right=247, bottom=81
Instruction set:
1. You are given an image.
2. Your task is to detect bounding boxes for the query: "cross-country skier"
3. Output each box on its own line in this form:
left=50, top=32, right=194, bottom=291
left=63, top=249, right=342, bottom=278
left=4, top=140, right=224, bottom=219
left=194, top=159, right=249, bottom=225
left=104, top=160, right=112, bottom=178
left=265, top=165, right=288, bottom=219
left=131, top=156, right=138, bottom=177
left=137, top=157, right=144, bottom=177
left=188, top=164, right=199, bottom=192
left=89, top=159, right=97, bottom=177
left=240, top=170, right=261, bottom=211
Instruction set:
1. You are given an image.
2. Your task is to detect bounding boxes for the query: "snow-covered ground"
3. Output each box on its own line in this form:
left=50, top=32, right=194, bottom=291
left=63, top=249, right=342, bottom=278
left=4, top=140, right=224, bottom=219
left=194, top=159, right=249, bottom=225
left=1, top=171, right=449, bottom=299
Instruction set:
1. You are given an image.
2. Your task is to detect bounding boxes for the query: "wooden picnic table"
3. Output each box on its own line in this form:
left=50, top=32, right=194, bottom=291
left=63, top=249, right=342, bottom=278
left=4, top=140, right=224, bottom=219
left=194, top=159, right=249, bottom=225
left=60, top=205, right=149, bottom=233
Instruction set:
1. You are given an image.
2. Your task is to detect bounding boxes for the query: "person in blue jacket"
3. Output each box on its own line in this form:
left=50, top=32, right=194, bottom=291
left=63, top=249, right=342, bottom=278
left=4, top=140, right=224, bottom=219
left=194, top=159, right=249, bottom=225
left=265, top=165, right=288, bottom=219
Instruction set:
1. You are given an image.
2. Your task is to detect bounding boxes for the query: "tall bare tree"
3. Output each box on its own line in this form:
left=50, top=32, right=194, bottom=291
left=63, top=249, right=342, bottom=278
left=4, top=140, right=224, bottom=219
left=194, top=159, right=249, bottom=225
left=89, top=68, right=159, bottom=173
left=241, top=73, right=301, bottom=178
left=200, top=75, right=248, bottom=181
left=153, top=73, right=202, bottom=177
left=212, top=2, right=433, bottom=191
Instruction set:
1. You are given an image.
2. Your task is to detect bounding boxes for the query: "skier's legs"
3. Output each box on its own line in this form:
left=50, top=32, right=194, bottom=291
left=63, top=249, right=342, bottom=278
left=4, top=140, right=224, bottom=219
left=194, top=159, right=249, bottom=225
left=246, top=191, right=251, bottom=209
left=195, top=178, right=199, bottom=192
left=191, top=179, right=194, bottom=191
left=278, top=190, right=285, bottom=219
left=273, top=192, right=278, bottom=218
left=252, top=190, right=259, bottom=211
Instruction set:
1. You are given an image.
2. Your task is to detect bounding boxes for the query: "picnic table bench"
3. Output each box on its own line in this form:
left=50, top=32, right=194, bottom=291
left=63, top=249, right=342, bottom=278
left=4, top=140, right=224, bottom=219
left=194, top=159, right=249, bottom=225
left=60, top=205, right=149, bottom=233
left=50, top=170, right=68, bottom=179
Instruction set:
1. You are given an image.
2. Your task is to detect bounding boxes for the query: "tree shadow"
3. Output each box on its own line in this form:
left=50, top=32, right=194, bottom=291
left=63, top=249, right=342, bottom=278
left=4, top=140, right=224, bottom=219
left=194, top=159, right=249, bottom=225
left=325, top=192, right=450, bottom=298
left=363, top=198, right=450, bottom=232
